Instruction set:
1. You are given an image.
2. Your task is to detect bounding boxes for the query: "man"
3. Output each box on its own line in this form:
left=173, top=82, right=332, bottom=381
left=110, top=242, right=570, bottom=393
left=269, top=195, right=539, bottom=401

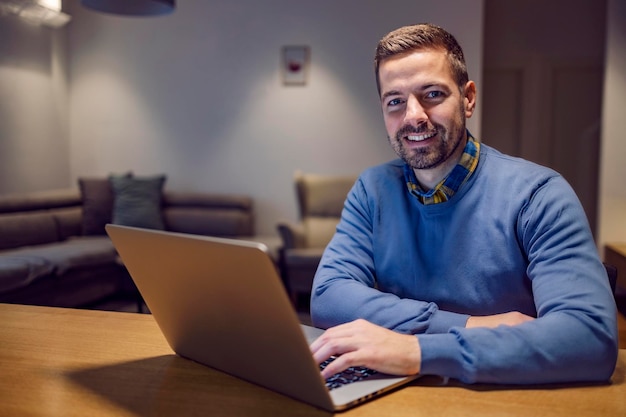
left=309, top=23, right=618, bottom=384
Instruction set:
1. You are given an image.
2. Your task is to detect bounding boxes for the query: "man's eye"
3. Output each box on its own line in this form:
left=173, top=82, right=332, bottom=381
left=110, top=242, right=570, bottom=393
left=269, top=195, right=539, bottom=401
left=387, top=98, right=403, bottom=107
left=426, top=91, right=444, bottom=99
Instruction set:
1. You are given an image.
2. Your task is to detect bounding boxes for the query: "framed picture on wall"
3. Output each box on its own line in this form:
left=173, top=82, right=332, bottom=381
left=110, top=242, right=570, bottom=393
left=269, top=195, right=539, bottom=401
left=282, top=46, right=310, bottom=85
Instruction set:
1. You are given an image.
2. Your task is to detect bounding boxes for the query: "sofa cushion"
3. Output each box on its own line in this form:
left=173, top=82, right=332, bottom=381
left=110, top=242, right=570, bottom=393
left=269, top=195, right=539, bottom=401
left=0, top=236, right=119, bottom=276
left=110, top=174, right=166, bottom=230
left=303, top=217, right=341, bottom=248
left=164, top=207, right=253, bottom=237
left=52, top=207, right=83, bottom=240
left=163, top=192, right=253, bottom=211
left=0, top=255, right=55, bottom=293
left=0, top=212, right=59, bottom=250
left=79, top=176, right=120, bottom=235
left=0, top=189, right=80, bottom=214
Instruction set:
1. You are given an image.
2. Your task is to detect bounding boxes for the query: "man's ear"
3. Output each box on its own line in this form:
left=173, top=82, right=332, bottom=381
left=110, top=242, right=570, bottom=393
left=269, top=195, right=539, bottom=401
left=463, top=81, right=477, bottom=118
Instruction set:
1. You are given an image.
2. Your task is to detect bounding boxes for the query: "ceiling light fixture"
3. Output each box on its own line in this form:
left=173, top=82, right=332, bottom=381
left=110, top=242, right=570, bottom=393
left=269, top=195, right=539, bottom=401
left=0, top=0, right=71, bottom=28
left=81, top=0, right=175, bottom=16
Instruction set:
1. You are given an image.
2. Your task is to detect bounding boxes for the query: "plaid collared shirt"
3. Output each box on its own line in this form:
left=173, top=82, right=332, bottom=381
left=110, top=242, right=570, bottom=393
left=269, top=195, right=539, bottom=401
left=404, top=134, right=480, bottom=205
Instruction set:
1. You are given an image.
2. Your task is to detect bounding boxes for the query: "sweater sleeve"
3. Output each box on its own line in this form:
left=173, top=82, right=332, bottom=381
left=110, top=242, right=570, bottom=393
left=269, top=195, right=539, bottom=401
left=418, top=177, right=618, bottom=384
left=310, top=178, right=470, bottom=334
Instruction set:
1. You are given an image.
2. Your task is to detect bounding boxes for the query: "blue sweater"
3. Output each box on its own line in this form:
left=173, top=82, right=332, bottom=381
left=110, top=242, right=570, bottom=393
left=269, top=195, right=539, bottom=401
left=311, top=144, right=618, bottom=384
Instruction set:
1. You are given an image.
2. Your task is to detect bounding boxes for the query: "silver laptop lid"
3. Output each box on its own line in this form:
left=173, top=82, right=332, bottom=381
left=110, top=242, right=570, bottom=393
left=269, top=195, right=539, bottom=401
left=106, top=224, right=417, bottom=411
left=106, top=224, right=333, bottom=410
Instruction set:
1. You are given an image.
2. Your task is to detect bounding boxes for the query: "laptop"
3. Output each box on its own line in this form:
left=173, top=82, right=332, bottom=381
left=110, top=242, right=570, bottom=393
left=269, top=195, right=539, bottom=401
left=105, top=224, right=419, bottom=412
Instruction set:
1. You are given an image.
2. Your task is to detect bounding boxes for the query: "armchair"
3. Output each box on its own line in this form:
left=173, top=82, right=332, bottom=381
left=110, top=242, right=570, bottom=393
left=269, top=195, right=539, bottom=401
left=277, top=171, right=357, bottom=306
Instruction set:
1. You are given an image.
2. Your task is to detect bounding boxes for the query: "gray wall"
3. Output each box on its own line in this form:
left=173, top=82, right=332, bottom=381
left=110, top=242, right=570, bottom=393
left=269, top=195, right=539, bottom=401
left=65, top=0, right=484, bottom=235
left=2, top=0, right=624, bottom=247
left=0, top=16, right=70, bottom=193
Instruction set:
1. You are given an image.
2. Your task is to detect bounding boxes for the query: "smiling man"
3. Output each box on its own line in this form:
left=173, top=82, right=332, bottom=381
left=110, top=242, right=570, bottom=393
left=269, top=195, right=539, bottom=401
left=309, top=24, right=618, bottom=384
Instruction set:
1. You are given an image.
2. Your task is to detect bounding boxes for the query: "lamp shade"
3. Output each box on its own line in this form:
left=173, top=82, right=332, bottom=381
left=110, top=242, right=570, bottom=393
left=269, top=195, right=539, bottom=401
left=81, top=0, right=175, bottom=16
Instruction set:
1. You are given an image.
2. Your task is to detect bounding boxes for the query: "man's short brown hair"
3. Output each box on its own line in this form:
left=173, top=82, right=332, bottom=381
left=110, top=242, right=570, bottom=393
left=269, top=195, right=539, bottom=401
left=374, top=23, right=469, bottom=96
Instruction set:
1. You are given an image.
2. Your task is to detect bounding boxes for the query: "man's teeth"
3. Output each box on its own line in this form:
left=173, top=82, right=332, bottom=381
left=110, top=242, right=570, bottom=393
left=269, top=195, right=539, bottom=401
left=407, top=132, right=436, bottom=141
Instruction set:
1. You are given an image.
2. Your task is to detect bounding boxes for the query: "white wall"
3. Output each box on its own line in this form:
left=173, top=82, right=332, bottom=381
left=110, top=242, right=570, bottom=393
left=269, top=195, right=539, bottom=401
left=598, top=0, right=626, bottom=250
left=66, top=0, right=484, bottom=235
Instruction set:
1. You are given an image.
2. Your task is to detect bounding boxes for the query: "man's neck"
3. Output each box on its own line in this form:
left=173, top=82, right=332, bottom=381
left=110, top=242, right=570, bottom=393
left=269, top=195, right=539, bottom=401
left=413, top=136, right=468, bottom=190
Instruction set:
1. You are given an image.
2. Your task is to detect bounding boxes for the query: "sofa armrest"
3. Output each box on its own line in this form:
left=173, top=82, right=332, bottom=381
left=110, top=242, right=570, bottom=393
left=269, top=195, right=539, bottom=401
left=281, top=247, right=326, bottom=296
left=276, top=221, right=307, bottom=249
left=283, top=247, right=325, bottom=266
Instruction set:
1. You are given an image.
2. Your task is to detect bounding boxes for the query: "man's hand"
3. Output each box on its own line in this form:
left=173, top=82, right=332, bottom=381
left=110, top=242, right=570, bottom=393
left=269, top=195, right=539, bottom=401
left=310, top=319, right=421, bottom=379
left=466, top=311, right=535, bottom=328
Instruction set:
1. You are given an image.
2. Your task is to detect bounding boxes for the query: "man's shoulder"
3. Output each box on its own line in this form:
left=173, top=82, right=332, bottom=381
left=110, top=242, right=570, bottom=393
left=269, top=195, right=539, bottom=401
left=480, top=144, right=559, bottom=178
left=356, top=159, right=406, bottom=189
left=477, top=144, right=574, bottom=201
left=360, top=158, right=405, bottom=178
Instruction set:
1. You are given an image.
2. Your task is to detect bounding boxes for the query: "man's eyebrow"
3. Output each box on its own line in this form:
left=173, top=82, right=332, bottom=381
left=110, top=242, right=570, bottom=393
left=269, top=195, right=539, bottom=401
left=380, top=90, right=402, bottom=101
left=381, top=83, right=451, bottom=102
left=424, top=82, right=451, bottom=92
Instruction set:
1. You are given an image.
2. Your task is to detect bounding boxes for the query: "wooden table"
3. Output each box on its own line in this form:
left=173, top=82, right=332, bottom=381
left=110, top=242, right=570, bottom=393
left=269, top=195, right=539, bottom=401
left=0, top=303, right=624, bottom=417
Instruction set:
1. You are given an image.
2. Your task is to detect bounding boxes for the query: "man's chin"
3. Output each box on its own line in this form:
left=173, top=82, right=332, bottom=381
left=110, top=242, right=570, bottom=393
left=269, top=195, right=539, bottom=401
left=399, top=148, right=436, bottom=169
left=405, top=158, right=441, bottom=171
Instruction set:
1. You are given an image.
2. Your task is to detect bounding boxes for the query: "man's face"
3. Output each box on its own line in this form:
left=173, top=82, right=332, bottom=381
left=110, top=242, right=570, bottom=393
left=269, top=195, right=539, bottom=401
left=378, top=48, right=475, bottom=173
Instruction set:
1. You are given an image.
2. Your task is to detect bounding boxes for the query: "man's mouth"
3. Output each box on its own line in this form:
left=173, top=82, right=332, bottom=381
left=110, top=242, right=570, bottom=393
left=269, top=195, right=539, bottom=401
left=406, top=131, right=437, bottom=142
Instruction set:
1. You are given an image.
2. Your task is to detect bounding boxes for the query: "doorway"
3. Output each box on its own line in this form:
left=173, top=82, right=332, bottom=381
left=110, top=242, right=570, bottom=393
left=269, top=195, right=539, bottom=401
left=481, top=0, right=607, bottom=236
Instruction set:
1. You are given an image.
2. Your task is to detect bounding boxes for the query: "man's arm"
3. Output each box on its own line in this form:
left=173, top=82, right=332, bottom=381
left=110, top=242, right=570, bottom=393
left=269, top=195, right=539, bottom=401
left=311, top=174, right=617, bottom=384
left=310, top=312, right=535, bottom=379
left=425, top=180, right=616, bottom=383
left=466, top=311, right=534, bottom=328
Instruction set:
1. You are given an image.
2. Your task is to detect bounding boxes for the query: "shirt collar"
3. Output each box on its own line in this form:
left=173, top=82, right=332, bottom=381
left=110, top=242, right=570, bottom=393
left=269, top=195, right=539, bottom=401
left=404, top=132, right=480, bottom=205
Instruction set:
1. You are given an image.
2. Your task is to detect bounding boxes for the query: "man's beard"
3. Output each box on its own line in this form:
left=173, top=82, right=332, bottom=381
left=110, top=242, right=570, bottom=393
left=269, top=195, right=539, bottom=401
left=389, top=124, right=453, bottom=170
left=389, top=110, right=466, bottom=170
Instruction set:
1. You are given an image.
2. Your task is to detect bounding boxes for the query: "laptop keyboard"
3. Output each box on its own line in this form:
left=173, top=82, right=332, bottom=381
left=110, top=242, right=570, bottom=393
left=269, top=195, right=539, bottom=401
left=320, top=357, right=378, bottom=390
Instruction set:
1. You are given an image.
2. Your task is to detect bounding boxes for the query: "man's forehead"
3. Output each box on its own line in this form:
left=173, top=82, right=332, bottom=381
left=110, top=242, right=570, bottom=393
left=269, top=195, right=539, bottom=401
left=379, top=49, right=454, bottom=91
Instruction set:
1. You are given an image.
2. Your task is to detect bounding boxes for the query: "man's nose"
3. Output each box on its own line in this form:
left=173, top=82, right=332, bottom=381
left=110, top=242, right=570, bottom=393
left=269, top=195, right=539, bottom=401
left=404, top=96, right=428, bottom=125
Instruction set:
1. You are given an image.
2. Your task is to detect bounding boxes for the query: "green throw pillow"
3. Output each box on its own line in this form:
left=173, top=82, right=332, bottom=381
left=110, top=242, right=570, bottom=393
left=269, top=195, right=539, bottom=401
left=109, top=174, right=167, bottom=230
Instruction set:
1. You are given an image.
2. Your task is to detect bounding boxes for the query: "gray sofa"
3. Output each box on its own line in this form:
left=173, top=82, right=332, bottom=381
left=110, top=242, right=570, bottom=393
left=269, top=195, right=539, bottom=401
left=0, top=186, right=274, bottom=309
